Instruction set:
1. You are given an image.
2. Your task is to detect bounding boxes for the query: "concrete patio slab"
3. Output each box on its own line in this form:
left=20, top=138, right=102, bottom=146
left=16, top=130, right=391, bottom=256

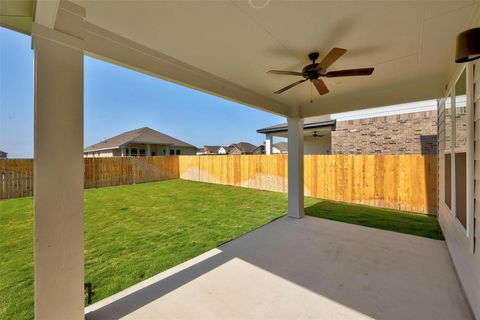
left=85, top=216, right=472, bottom=320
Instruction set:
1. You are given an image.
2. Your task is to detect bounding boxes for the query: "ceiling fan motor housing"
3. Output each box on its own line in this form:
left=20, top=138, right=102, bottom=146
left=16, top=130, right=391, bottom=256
left=303, top=52, right=321, bottom=79
left=302, top=64, right=320, bottom=79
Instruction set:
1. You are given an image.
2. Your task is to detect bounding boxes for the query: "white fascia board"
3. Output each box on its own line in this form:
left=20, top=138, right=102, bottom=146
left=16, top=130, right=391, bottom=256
left=84, top=146, right=119, bottom=153
left=35, top=0, right=60, bottom=28
left=331, top=99, right=438, bottom=122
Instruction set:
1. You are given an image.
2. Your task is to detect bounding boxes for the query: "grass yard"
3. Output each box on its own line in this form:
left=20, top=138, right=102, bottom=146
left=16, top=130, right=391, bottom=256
left=0, top=179, right=442, bottom=320
left=305, top=200, right=444, bottom=240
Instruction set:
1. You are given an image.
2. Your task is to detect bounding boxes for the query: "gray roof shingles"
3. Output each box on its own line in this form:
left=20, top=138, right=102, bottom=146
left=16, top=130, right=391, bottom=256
left=84, top=127, right=196, bottom=152
left=273, top=142, right=288, bottom=152
left=230, top=142, right=257, bottom=153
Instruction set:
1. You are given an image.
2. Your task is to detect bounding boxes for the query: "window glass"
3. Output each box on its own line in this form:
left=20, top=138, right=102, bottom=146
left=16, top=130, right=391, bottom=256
left=131, top=148, right=138, bottom=156
left=445, top=94, right=452, bottom=209
left=169, top=149, right=175, bottom=155
left=176, top=149, right=181, bottom=155
left=455, top=70, right=467, bottom=151
left=438, top=100, right=445, bottom=151
left=445, top=95, right=452, bottom=151
left=455, top=152, right=467, bottom=227
left=139, top=149, right=146, bottom=156
left=445, top=153, right=452, bottom=209
left=455, top=69, right=467, bottom=228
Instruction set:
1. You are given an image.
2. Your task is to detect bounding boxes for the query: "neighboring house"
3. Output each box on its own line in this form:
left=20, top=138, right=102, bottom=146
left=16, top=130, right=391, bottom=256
left=218, top=146, right=228, bottom=154
left=252, top=145, right=265, bottom=155
left=273, top=142, right=288, bottom=154
left=0, top=149, right=7, bottom=159
left=198, top=146, right=221, bottom=155
left=84, top=127, right=197, bottom=157
left=228, top=142, right=257, bottom=155
left=253, top=142, right=288, bottom=154
left=257, top=100, right=438, bottom=155
left=198, top=145, right=229, bottom=155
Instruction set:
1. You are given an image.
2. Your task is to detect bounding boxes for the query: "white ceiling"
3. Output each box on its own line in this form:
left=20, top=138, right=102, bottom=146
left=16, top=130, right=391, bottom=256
left=67, top=0, right=478, bottom=117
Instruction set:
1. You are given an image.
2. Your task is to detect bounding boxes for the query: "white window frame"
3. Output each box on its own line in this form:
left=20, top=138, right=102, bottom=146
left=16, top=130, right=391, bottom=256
left=443, top=65, right=474, bottom=239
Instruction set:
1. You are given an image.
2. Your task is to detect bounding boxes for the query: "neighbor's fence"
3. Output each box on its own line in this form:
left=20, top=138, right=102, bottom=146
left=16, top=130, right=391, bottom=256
left=179, top=155, right=437, bottom=214
left=0, top=159, right=34, bottom=199
left=0, top=157, right=178, bottom=199
left=84, top=156, right=178, bottom=188
left=1, top=155, right=437, bottom=214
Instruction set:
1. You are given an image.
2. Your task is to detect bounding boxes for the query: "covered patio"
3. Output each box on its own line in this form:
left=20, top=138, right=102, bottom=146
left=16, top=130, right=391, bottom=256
left=85, top=216, right=471, bottom=320
left=2, top=0, right=480, bottom=319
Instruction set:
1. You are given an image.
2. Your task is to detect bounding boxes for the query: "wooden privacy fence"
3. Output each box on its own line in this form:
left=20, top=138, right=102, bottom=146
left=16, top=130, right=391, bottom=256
left=84, top=156, right=178, bottom=189
left=179, top=155, right=437, bottom=214
left=0, top=159, right=34, bottom=199
left=1, top=155, right=437, bottom=214
left=0, top=157, right=178, bottom=199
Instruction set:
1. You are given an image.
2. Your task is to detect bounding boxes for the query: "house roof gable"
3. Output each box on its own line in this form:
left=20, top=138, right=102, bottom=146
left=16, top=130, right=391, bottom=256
left=273, top=142, right=288, bottom=152
left=230, top=142, right=257, bottom=153
left=84, top=127, right=196, bottom=152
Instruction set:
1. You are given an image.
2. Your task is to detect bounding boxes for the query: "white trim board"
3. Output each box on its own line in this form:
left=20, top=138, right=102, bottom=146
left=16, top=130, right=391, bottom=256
left=331, top=99, right=438, bottom=122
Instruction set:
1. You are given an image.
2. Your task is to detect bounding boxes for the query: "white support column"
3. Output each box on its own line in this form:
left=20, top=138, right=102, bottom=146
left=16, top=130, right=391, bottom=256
left=121, top=147, right=126, bottom=157
left=146, top=144, right=151, bottom=156
left=32, top=22, right=85, bottom=320
left=265, top=134, right=273, bottom=155
left=288, top=117, right=304, bottom=219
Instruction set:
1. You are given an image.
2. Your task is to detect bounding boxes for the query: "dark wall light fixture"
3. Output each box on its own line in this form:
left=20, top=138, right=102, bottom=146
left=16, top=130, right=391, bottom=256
left=455, top=27, right=480, bottom=63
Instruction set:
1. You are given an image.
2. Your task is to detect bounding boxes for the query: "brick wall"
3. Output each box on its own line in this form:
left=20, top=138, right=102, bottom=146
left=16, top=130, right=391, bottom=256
left=331, top=110, right=438, bottom=155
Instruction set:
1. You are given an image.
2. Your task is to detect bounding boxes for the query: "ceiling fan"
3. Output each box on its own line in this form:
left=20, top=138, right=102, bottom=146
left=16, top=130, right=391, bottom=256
left=267, top=48, right=374, bottom=96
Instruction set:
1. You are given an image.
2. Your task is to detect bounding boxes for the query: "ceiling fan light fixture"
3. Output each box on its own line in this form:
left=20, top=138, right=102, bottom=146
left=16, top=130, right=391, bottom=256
left=455, top=27, right=480, bottom=63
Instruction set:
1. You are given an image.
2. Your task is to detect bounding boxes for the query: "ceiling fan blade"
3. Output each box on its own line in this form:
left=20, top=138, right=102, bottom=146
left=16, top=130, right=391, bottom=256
left=267, top=70, right=305, bottom=76
left=326, top=68, right=374, bottom=78
left=318, top=47, right=347, bottom=71
left=312, top=79, right=329, bottom=95
left=274, top=79, right=307, bottom=94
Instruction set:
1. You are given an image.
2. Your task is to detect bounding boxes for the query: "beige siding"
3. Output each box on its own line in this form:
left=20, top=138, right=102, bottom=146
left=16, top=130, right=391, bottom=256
left=176, top=147, right=197, bottom=155
left=438, top=61, right=479, bottom=319
left=304, top=135, right=331, bottom=155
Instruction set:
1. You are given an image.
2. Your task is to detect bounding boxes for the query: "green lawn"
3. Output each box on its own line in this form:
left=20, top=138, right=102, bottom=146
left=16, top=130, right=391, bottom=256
left=0, top=179, right=442, bottom=320
left=305, top=200, right=444, bottom=240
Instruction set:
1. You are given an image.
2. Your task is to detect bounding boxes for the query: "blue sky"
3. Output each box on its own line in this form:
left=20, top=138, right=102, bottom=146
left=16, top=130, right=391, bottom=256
left=0, top=27, right=285, bottom=158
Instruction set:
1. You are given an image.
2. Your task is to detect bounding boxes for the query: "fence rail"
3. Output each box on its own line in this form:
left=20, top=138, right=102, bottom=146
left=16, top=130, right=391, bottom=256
left=0, top=155, right=437, bottom=214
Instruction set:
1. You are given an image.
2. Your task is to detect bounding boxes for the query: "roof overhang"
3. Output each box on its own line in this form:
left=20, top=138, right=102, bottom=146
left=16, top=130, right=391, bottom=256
left=257, top=120, right=336, bottom=134
left=32, top=1, right=480, bottom=118
left=0, top=0, right=36, bottom=34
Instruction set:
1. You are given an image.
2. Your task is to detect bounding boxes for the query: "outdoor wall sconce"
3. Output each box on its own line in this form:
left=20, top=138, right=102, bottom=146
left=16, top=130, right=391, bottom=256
left=455, top=27, right=480, bottom=63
